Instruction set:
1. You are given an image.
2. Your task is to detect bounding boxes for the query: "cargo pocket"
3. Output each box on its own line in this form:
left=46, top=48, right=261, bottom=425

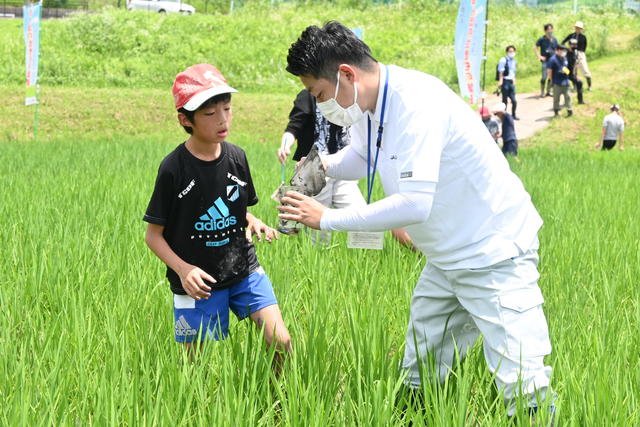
left=499, top=287, right=552, bottom=358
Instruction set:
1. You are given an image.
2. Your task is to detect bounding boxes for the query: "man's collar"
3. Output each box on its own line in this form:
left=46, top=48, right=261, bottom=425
left=370, top=63, right=389, bottom=124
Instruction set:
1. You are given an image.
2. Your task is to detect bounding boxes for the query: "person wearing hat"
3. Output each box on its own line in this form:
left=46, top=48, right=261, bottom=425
left=562, top=21, right=591, bottom=90
left=566, top=39, right=585, bottom=105
left=143, top=64, right=292, bottom=360
left=479, top=105, right=501, bottom=144
left=492, top=102, right=519, bottom=160
left=280, top=21, right=555, bottom=419
left=547, top=45, right=573, bottom=117
left=595, top=105, right=625, bottom=150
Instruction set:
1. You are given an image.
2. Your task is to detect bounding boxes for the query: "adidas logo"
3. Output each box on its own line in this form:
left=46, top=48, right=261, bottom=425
left=195, top=197, right=237, bottom=231
left=175, top=315, right=197, bottom=336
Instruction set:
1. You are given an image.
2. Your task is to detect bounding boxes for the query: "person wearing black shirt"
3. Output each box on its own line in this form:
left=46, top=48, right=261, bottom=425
left=492, top=102, right=519, bottom=161
left=567, top=39, right=585, bottom=105
left=533, top=23, right=558, bottom=97
left=144, top=63, right=291, bottom=357
left=561, top=21, right=592, bottom=90
left=278, top=89, right=414, bottom=247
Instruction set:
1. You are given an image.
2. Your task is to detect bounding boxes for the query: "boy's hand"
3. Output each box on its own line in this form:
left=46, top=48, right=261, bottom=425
left=179, top=265, right=215, bottom=300
left=246, top=216, right=279, bottom=243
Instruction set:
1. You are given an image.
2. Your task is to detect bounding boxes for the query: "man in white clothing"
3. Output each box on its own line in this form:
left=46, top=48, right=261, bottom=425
left=279, top=21, right=556, bottom=417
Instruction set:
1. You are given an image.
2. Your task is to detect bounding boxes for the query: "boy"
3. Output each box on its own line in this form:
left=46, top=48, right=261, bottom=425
left=144, top=64, right=291, bottom=356
left=479, top=106, right=500, bottom=144
left=493, top=102, right=519, bottom=161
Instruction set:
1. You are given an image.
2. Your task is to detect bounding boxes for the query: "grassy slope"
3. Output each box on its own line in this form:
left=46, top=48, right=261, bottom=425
left=1, top=49, right=638, bottom=149
left=0, top=5, right=638, bottom=91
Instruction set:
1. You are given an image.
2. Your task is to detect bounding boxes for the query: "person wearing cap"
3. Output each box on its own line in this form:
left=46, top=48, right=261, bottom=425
left=279, top=89, right=414, bottom=247
left=279, top=22, right=555, bottom=419
left=595, top=105, right=625, bottom=150
left=143, top=64, right=291, bottom=359
left=566, top=38, right=585, bottom=105
left=562, top=21, right=591, bottom=90
left=534, top=23, right=558, bottom=98
left=492, top=102, right=519, bottom=160
left=479, top=105, right=501, bottom=144
left=497, top=45, right=519, bottom=120
left=547, top=45, right=573, bottom=117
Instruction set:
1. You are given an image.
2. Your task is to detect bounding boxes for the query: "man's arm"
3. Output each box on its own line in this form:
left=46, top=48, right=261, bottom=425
left=533, top=43, right=544, bottom=61
left=618, top=132, right=624, bottom=150
left=595, top=126, right=606, bottom=149
left=322, top=145, right=368, bottom=180
left=145, top=223, right=214, bottom=300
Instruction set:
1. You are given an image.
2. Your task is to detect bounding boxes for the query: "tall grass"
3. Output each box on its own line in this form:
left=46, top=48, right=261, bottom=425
left=0, top=132, right=638, bottom=424
left=0, top=5, right=637, bottom=91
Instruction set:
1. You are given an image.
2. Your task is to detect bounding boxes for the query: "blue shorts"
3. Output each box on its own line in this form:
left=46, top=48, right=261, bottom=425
left=172, top=267, right=277, bottom=343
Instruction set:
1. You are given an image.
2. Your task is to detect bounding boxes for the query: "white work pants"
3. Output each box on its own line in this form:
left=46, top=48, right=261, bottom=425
left=402, top=248, right=553, bottom=415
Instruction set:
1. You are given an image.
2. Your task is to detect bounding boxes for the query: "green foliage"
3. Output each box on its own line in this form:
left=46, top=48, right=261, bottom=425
left=0, top=4, right=637, bottom=92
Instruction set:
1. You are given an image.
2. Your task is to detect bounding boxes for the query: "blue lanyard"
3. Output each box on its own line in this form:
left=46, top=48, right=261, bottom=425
left=366, top=66, right=389, bottom=204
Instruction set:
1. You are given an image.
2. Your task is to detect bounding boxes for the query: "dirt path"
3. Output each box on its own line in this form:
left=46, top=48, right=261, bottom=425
left=486, top=91, right=555, bottom=140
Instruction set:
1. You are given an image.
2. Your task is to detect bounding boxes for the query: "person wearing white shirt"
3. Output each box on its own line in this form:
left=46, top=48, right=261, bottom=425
left=595, top=104, right=625, bottom=150
left=279, top=21, right=555, bottom=418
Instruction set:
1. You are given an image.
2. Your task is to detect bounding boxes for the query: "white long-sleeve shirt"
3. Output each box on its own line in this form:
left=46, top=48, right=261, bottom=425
left=320, top=64, right=542, bottom=270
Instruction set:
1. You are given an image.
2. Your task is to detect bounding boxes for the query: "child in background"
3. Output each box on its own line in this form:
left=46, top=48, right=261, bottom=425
left=144, top=64, right=291, bottom=358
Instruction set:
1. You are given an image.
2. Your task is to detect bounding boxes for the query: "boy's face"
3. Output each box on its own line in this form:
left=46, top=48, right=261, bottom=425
left=179, top=100, right=233, bottom=143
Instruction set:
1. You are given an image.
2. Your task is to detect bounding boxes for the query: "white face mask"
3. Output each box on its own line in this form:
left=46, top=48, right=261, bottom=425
left=316, top=72, right=364, bottom=127
left=507, top=52, right=516, bottom=59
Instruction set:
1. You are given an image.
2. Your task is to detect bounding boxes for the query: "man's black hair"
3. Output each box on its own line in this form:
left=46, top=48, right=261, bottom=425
left=505, top=45, right=516, bottom=52
left=177, top=92, right=231, bottom=134
left=286, top=21, right=377, bottom=82
left=544, top=23, right=554, bottom=31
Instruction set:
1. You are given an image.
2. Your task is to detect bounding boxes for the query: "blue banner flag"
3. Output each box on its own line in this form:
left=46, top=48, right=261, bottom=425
left=23, top=2, right=42, bottom=106
left=454, top=0, right=487, bottom=105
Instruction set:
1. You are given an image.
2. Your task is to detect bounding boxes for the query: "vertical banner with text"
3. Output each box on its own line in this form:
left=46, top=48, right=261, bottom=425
left=23, top=2, right=42, bottom=106
left=454, top=0, right=487, bottom=105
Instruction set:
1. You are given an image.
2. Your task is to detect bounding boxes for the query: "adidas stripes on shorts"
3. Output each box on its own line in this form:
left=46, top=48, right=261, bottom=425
left=172, top=267, right=277, bottom=343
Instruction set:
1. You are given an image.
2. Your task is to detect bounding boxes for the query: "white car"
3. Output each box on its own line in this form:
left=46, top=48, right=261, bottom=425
left=127, top=0, right=195, bottom=14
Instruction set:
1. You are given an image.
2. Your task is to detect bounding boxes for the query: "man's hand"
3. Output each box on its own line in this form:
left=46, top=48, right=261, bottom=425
left=178, top=265, right=215, bottom=300
left=245, top=214, right=279, bottom=243
left=277, top=191, right=326, bottom=230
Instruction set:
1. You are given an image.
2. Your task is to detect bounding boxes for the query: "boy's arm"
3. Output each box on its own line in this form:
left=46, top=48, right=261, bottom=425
left=145, top=223, right=214, bottom=300
left=245, top=212, right=278, bottom=243
left=618, top=132, right=624, bottom=151
left=595, top=126, right=606, bottom=148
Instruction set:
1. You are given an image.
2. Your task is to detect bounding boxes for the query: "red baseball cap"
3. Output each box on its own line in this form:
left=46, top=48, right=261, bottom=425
left=479, top=106, right=491, bottom=116
left=172, top=64, right=238, bottom=111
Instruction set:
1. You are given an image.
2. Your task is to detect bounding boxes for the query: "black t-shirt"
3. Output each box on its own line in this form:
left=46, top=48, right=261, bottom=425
left=501, top=113, right=516, bottom=142
left=536, top=36, right=559, bottom=60
left=561, top=32, right=587, bottom=52
left=144, top=142, right=260, bottom=294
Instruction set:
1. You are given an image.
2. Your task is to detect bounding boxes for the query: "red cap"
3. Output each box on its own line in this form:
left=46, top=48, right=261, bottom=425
left=479, top=106, right=491, bottom=117
left=172, top=64, right=237, bottom=111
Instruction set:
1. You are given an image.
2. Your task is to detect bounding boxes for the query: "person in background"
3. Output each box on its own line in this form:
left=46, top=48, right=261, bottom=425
left=497, top=45, right=519, bottom=120
left=279, top=89, right=414, bottom=247
left=492, top=102, right=518, bottom=161
left=595, top=105, right=625, bottom=151
left=480, top=105, right=501, bottom=144
left=562, top=21, right=591, bottom=90
left=547, top=45, right=572, bottom=118
left=566, top=39, right=585, bottom=105
left=533, top=23, right=558, bottom=98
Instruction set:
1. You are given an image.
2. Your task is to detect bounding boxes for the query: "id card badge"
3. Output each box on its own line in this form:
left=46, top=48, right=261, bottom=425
left=347, top=231, right=384, bottom=250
